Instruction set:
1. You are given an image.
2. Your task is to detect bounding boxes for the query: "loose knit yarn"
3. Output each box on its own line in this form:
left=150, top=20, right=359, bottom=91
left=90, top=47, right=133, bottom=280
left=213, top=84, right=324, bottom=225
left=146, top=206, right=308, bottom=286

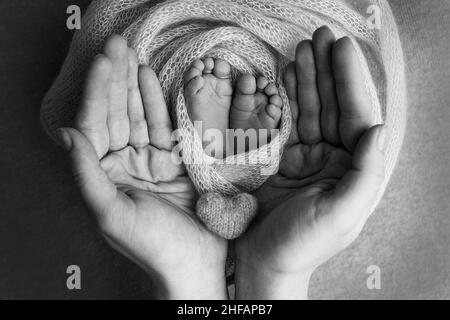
left=41, top=0, right=407, bottom=239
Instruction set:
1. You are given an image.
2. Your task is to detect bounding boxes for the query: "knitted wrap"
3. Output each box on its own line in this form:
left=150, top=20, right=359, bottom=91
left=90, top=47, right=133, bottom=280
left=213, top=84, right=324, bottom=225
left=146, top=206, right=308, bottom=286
left=41, top=0, right=407, bottom=240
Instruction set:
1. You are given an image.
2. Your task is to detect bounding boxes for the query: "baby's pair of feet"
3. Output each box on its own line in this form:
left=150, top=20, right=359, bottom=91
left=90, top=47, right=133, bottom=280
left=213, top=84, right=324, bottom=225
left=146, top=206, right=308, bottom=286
left=184, top=58, right=282, bottom=157
left=82, top=26, right=367, bottom=163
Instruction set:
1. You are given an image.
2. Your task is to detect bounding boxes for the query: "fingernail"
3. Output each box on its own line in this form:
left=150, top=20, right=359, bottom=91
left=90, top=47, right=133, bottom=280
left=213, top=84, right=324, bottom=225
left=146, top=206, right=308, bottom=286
left=377, top=126, right=387, bottom=152
left=56, top=128, right=72, bottom=151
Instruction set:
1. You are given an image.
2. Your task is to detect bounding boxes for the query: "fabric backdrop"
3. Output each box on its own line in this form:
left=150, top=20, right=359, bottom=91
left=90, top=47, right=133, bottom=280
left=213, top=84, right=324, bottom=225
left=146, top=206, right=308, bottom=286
left=0, top=0, right=448, bottom=299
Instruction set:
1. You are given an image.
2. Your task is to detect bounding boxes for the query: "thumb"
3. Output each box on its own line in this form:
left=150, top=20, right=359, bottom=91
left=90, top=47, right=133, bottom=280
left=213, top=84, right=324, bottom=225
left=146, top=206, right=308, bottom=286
left=330, top=125, right=387, bottom=227
left=57, top=127, right=119, bottom=221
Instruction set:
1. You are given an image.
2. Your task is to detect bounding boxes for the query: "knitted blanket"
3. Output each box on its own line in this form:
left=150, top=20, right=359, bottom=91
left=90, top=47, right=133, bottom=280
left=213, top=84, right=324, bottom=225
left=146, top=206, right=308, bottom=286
left=41, top=0, right=406, bottom=240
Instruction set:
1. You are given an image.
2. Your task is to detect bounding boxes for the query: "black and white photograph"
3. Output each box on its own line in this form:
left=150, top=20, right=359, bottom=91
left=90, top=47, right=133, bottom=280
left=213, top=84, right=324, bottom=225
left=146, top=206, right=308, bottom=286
left=0, top=0, right=449, bottom=303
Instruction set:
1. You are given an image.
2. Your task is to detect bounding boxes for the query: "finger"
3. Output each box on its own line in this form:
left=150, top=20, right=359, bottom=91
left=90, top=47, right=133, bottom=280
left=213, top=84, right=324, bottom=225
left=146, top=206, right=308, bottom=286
left=139, top=66, right=173, bottom=150
left=283, top=62, right=300, bottom=144
left=104, top=35, right=130, bottom=151
left=57, top=128, right=126, bottom=225
left=333, top=37, right=375, bottom=151
left=312, top=26, right=340, bottom=146
left=296, top=40, right=322, bottom=145
left=326, top=125, right=386, bottom=232
left=127, top=47, right=150, bottom=147
left=75, top=54, right=111, bottom=159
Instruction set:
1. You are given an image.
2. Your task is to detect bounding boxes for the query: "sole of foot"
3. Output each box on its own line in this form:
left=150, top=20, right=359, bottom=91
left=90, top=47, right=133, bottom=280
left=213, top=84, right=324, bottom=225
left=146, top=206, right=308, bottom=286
left=184, top=57, right=233, bottom=158
left=229, top=74, right=282, bottom=153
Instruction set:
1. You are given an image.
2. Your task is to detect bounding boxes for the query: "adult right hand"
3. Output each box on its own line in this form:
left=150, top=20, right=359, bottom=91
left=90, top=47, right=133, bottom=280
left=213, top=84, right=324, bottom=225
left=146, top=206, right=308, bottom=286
left=235, top=27, right=387, bottom=299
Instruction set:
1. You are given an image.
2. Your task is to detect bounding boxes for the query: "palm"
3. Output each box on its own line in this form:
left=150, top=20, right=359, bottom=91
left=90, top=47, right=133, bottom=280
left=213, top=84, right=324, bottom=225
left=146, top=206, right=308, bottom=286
left=101, top=144, right=194, bottom=211
left=242, top=141, right=352, bottom=273
left=100, top=144, right=226, bottom=276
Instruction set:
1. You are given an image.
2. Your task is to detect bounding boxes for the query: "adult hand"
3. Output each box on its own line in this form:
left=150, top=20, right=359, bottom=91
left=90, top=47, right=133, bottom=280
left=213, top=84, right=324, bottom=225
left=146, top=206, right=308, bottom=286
left=235, top=27, right=386, bottom=299
left=57, top=35, right=227, bottom=299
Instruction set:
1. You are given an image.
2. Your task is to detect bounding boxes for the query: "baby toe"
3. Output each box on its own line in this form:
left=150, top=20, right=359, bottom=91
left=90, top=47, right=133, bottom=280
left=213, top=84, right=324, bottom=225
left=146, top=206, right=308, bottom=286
left=237, top=74, right=257, bottom=95
left=203, top=57, right=214, bottom=74
left=256, top=76, right=269, bottom=92
left=266, top=104, right=282, bottom=121
left=192, top=59, right=205, bottom=72
left=213, top=59, right=231, bottom=79
left=264, top=83, right=279, bottom=96
left=270, top=94, right=282, bottom=107
left=184, top=65, right=203, bottom=83
left=185, top=75, right=205, bottom=95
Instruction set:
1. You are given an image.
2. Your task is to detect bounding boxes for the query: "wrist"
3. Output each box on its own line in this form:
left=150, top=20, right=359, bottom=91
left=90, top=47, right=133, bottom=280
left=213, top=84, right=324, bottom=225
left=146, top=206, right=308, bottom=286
left=149, top=267, right=228, bottom=300
left=235, top=257, right=313, bottom=300
left=166, top=273, right=228, bottom=300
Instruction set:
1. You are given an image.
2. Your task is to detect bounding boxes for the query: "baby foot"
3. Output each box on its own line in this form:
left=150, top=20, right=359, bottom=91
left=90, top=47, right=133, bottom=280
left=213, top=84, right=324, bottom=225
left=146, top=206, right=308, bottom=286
left=184, top=58, right=233, bottom=158
left=229, top=74, right=282, bottom=152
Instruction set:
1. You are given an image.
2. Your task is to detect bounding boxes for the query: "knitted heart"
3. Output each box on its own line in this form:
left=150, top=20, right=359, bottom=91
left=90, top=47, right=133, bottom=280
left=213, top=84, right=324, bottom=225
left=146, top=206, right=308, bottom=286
left=196, top=193, right=258, bottom=240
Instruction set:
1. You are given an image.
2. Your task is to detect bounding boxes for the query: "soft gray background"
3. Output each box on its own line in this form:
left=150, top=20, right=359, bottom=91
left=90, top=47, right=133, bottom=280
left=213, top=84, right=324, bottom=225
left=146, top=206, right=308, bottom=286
left=0, top=0, right=448, bottom=299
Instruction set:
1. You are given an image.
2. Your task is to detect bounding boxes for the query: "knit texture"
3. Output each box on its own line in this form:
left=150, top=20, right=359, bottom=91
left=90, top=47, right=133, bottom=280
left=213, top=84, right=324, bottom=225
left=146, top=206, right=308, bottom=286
left=197, top=193, right=258, bottom=239
left=41, top=0, right=406, bottom=240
